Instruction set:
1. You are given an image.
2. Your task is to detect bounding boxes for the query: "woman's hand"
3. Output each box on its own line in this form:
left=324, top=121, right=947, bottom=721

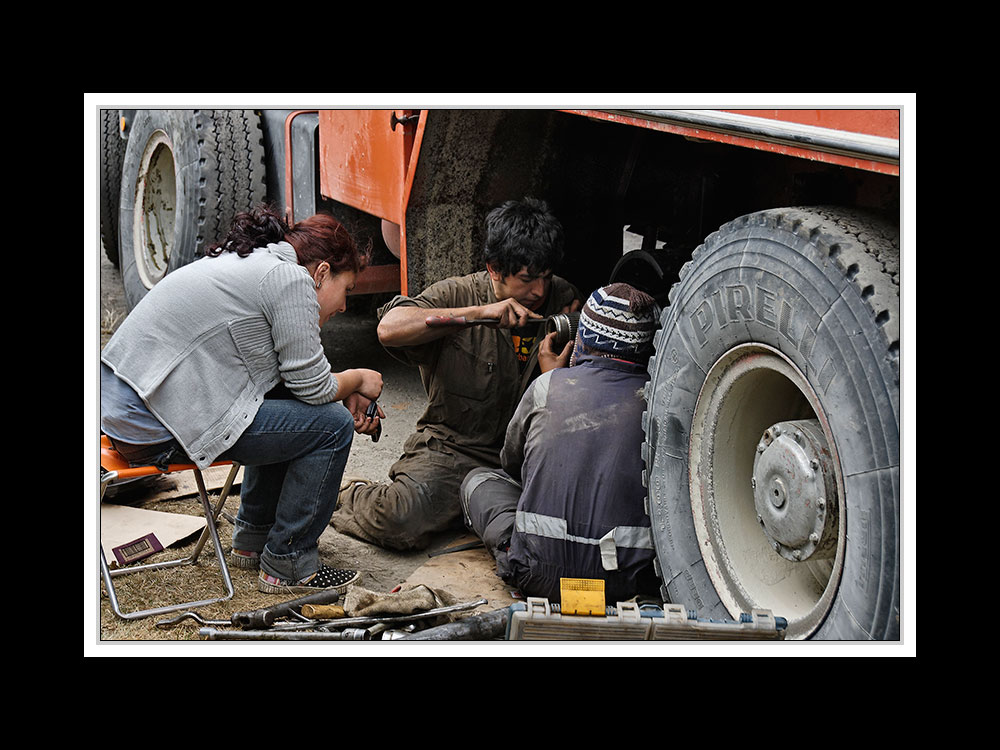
left=354, top=368, right=383, bottom=401
left=334, top=368, right=383, bottom=401
left=344, top=391, right=384, bottom=436
left=538, top=331, right=572, bottom=373
left=335, top=369, right=383, bottom=436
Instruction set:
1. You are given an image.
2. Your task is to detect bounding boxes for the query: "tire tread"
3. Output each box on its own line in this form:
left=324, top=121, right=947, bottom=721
left=100, top=109, right=126, bottom=267
left=643, top=204, right=901, bottom=639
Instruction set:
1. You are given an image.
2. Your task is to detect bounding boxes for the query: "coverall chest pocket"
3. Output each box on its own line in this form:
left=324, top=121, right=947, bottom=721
left=432, top=332, right=509, bottom=444
left=441, top=331, right=495, bottom=401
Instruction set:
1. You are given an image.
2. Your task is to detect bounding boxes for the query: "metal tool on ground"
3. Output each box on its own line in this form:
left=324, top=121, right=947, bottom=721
left=310, top=597, right=487, bottom=631
left=156, top=611, right=236, bottom=629
left=156, top=588, right=344, bottom=630
left=232, top=588, right=343, bottom=629
left=399, top=606, right=510, bottom=640
left=202, top=598, right=491, bottom=640
left=200, top=627, right=373, bottom=641
left=427, top=540, right=485, bottom=557
left=379, top=626, right=417, bottom=639
left=229, top=597, right=490, bottom=635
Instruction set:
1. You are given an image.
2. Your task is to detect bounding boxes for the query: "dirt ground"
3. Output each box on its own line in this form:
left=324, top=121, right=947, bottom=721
left=93, top=251, right=518, bottom=649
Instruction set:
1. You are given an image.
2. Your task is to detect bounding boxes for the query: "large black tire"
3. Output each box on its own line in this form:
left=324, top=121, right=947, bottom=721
left=642, top=206, right=900, bottom=640
left=100, top=109, right=126, bottom=267
left=118, top=110, right=267, bottom=310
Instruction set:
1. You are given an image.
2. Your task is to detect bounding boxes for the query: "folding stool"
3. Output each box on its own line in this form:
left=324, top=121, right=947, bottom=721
left=100, top=435, right=241, bottom=620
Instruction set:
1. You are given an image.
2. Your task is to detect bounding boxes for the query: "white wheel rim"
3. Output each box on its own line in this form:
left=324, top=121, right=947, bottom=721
left=688, top=343, right=846, bottom=639
left=132, top=130, right=176, bottom=290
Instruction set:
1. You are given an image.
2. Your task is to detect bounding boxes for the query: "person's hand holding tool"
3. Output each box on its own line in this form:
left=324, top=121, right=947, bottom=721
left=424, top=298, right=542, bottom=330
left=538, top=331, right=572, bottom=373
left=344, top=392, right=384, bottom=440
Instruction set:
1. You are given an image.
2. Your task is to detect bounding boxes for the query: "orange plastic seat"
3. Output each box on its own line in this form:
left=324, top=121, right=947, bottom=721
left=100, top=435, right=241, bottom=620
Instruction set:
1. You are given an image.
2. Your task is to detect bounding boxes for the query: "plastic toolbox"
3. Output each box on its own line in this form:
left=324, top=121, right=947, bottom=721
left=506, top=597, right=787, bottom=641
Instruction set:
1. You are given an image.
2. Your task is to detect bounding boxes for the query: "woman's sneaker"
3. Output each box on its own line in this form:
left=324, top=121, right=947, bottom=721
left=230, top=549, right=261, bottom=570
left=258, top=565, right=360, bottom=595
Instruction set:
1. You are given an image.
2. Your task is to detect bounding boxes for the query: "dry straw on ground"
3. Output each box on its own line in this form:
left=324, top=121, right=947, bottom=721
left=99, top=486, right=281, bottom=641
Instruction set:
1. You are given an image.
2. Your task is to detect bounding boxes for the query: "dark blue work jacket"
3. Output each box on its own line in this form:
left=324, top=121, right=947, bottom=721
left=501, top=354, right=660, bottom=604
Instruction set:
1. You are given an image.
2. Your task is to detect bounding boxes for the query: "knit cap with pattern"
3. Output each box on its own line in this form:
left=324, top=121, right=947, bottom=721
left=573, top=282, right=659, bottom=364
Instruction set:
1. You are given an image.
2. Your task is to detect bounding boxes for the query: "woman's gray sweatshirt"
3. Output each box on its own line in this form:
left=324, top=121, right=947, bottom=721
left=101, top=242, right=338, bottom=469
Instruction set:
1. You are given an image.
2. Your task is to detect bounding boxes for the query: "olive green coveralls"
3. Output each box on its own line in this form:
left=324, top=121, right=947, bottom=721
left=331, top=270, right=581, bottom=550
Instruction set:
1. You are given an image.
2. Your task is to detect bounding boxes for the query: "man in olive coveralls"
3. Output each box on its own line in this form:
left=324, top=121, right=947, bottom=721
left=331, top=198, right=582, bottom=550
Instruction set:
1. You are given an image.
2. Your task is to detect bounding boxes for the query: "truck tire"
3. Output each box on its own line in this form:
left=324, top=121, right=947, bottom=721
left=100, top=109, right=126, bottom=267
left=118, top=110, right=267, bottom=310
left=642, top=206, right=900, bottom=640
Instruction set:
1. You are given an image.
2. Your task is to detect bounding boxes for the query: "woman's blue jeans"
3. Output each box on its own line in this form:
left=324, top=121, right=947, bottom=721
left=219, top=397, right=355, bottom=582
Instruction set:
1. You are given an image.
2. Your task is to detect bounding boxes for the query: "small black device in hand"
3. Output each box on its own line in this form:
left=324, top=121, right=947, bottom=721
left=365, top=400, right=382, bottom=442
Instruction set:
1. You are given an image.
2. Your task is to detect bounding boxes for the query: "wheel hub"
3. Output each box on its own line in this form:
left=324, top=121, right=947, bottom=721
left=686, top=343, right=847, bottom=639
left=752, top=419, right=838, bottom=562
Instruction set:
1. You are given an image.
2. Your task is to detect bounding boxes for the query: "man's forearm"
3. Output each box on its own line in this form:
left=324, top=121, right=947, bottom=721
left=378, top=295, right=544, bottom=347
left=377, top=304, right=484, bottom=347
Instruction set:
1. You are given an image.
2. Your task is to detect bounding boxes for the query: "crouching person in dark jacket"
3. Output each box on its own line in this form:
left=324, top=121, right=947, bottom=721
left=460, top=283, right=662, bottom=604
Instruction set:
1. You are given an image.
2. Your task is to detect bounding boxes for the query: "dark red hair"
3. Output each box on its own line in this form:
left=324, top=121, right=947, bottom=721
left=207, top=204, right=369, bottom=275
left=285, top=212, right=368, bottom=275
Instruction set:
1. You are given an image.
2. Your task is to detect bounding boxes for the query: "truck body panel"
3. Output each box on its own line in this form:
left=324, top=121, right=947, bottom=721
left=563, top=109, right=900, bottom=175
left=294, top=108, right=900, bottom=297
left=317, top=109, right=417, bottom=225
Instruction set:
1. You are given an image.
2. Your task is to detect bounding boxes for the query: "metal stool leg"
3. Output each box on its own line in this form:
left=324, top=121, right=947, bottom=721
left=188, top=462, right=241, bottom=562
left=100, top=464, right=239, bottom=621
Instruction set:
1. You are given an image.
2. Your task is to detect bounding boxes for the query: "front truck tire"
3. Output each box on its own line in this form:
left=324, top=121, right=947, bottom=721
left=118, top=110, right=267, bottom=311
left=642, top=206, right=900, bottom=640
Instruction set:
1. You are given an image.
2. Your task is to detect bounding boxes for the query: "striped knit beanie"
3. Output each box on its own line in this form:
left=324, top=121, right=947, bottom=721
left=574, top=283, right=659, bottom=362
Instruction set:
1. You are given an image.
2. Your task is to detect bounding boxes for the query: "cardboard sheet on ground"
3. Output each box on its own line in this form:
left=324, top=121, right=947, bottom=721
left=100, top=504, right=205, bottom=566
left=143, top=464, right=243, bottom=503
left=402, top=534, right=518, bottom=613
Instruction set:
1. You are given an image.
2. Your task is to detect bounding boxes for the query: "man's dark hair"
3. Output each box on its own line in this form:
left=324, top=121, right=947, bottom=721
left=483, top=197, right=564, bottom=277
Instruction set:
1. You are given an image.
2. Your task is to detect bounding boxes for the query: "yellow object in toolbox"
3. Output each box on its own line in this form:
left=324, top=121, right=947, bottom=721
left=559, top=577, right=606, bottom=615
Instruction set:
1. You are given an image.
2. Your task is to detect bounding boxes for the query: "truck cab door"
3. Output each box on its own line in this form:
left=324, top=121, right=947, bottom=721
left=318, top=109, right=418, bottom=226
